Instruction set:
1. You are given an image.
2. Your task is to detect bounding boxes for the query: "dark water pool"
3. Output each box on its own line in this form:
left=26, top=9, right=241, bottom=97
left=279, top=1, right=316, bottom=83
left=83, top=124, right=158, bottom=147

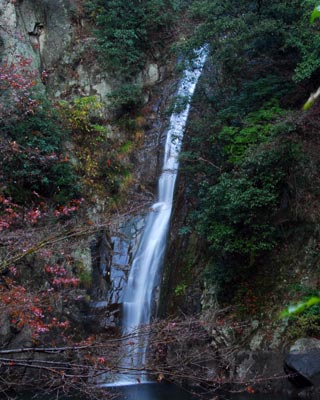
left=111, top=383, right=294, bottom=400
left=17, top=383, right=297, bottom=400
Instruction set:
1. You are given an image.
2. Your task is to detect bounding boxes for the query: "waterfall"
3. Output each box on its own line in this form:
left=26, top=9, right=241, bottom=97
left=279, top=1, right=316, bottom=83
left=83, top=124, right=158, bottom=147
left=114, top=48, right=207, bottom=385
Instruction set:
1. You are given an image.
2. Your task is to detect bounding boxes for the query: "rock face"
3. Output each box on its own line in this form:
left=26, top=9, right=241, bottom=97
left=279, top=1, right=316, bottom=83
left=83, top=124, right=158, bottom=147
left=0, top=0, right=175, bottom=188
left=0, top=0, right=114, bottom=113
left=0, top=0, right=169, bottom=114
left=284, top=338, right=320, bottom=388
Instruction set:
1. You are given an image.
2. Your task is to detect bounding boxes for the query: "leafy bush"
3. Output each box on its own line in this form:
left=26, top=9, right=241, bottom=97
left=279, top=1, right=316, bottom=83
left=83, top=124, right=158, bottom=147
left=86, top=0, right=180, bottom=79
left=58, top=96, right=135, bottom=200
left=1, top=101, right=80, bottom=204
left=59, top=96, right=105, bottom=132
left=287, top=1, right=320, bottom=82
left=218, top=101, right=289, bottom=163
left=287, top=299, right=320, bottom=339
left=107, top=83, right=143, bottom=111
left=172, top=0, right=317, bottom=303
left=85, top=0, right=182, bottom=114
left=196, top=137, right=300, bottom=294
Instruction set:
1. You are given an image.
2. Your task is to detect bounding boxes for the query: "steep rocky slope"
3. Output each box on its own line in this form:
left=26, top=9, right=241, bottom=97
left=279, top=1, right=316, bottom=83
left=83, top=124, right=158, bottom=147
left=0, top=0, right=180, bottom=384
left=1, top=0, right=320, bottom=398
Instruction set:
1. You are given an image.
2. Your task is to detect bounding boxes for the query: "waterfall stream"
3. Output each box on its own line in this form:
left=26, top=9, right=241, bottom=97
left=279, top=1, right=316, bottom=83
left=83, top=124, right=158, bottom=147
left=112, top=48, right=207, bottom=386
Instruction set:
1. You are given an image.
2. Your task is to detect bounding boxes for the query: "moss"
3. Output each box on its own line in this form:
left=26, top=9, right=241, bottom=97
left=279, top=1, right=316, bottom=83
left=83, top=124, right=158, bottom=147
left=59, top=97, right=139, bottom=206
left=160, top=227, right=208, bottom=316
left=78, top=269, right=93, bottom=290
left=287, top=312, right=320, bottom=340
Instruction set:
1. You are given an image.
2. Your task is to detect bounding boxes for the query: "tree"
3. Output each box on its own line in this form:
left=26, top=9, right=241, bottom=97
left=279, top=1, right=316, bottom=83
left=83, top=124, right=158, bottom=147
left=0, top=314, right=293, bottom=398
left=0, top=55, right=41, bottom=122
left=170, top=0, right=320, bottom=303
left=87, top=0, right=180, bottom=78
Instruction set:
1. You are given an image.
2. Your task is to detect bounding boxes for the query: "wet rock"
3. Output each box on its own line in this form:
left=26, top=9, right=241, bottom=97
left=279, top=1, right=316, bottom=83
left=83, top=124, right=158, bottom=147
left=0, top=312, right=12, bottom=347
left=83, top=301, right=121, bottom=334
left=231, top=350, right=288, bottom=393
left=145, top=63, right=160, bottom=85
left=284, top=338, right=320, bottom=388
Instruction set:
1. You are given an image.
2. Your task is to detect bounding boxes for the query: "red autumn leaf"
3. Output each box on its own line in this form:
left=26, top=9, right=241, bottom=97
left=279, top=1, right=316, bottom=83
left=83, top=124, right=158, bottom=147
left=246, top=386, right=255, bottom=394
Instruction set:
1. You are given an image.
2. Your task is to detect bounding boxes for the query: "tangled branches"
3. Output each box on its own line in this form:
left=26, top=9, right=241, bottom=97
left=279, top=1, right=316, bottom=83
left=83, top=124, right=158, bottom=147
left=0, top=316, right=293, bottom=398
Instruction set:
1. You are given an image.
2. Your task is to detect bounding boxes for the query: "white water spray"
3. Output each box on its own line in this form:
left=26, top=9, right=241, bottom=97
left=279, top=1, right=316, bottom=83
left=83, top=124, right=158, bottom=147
left=116, top=48, right=207, bottom=385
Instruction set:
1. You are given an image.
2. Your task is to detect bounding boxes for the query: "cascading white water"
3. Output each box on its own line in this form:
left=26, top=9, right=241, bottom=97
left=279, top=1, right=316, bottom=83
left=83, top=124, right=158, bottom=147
left=117, top=48, right=207, bottom=385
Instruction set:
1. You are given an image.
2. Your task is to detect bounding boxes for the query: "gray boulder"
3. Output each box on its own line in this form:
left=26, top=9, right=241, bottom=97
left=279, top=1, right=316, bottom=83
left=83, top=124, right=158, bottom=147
left=284, top=338, right=320, bottom=388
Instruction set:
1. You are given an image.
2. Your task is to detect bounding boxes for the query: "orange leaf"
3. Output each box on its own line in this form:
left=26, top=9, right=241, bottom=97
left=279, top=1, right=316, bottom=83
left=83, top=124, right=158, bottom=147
left=246, top=386, right=255, bottom=394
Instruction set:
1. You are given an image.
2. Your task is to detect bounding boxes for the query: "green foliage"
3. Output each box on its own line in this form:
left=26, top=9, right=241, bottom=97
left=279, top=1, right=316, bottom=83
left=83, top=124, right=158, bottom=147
left=86, top=0, right=180, bottom=79
left=185, top=0, right=304, bottom=80
left=1, top=101, right=80, bottom=204
left=78, top=268, right=93, bottom=289
left=85, top=0, right=184, bottom=114
left=311, top=5, right=320, bottom=23
left=198, top=142, right=293, bottom=256
left=59, top=96, right=105, bottom=133
left=212, top=75, right=293, bottom=123
left=183, top=84, right=301, bottom=295
left=119, top=140, right=134, bottom=154
left=203, top=258, right=238, bottom=296
left=283, top=1, right=320, bottom=82
left=197, top=137, right=301, bottom=295
left=219, top=101, right=288, bottom=163
left=285, top=297, right=320, bottom=339
left=178, top=225, right=192, bottom=235
left=288, top=312, right=320, bottom=339
left=171, top=0, right=320, bottom=305
left=107, top=84, right=143, bottom=111
left=290, top=28, right=320, bottom=82
left=58, top=96, right=135, bottom=200
left=174, top=282, right=187, bottom=296
left=282, top=282, right=320, bottom=338
left=8, top=104, right=64, bottom=153
left=180, top=0, right=320, bottom=86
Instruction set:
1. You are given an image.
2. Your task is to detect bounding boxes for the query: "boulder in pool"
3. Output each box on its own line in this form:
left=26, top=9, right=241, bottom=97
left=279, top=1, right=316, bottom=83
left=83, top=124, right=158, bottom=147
left=284, top=338, right=320, bottom=388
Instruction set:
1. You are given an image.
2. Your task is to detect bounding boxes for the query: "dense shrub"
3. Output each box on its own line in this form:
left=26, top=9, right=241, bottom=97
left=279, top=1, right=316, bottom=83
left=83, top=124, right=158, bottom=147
left=198, top=139, right=299, bottom=253
left=0, top=101, right=80, bottom=204
left=58, top=96, right=134, bottom=200
left=171, top=0, right=320, bottom=303
left=86, top=0, right=181, bottom=79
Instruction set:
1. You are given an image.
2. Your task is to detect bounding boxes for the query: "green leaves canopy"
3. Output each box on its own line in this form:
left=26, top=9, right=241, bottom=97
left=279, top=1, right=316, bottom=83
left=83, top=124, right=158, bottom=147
left=87, top=0, right=180, bottom=78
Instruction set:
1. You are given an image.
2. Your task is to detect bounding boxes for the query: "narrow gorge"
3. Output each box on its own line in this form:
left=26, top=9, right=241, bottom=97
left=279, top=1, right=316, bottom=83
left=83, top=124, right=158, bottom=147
left=1, top=1, right=320, bottom=399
